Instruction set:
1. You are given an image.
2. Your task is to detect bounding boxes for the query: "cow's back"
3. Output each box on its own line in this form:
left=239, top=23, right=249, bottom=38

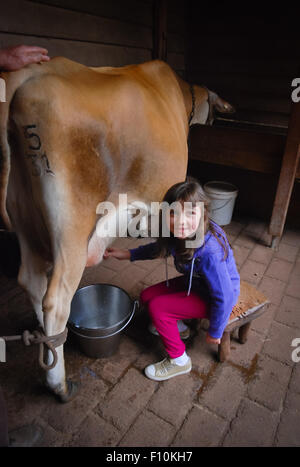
left=13, top=57, right=187, bottom=193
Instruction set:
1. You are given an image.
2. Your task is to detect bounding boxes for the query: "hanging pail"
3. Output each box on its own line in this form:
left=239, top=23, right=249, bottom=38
left=204, top=181, right=238, bottom=226
left=68, top=284, right=138, bottom=358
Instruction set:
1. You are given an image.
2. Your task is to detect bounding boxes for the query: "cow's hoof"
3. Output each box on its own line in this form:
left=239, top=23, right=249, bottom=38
left=59, top=380, right=80, bottom=403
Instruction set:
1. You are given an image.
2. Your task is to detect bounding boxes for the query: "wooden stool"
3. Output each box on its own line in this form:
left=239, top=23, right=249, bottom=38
left=218, top=280, right=270, bottom=362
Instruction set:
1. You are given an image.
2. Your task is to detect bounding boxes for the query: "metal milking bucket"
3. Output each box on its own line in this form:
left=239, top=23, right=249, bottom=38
left=68, top=284, right=138, bottom=358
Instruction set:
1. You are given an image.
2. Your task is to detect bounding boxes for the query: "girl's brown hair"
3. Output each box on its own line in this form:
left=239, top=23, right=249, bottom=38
left=154, top=176, right=230, bottom=263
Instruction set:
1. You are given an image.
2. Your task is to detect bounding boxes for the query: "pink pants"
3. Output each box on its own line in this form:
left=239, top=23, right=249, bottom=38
left=140, top=275, right=210, bottom=358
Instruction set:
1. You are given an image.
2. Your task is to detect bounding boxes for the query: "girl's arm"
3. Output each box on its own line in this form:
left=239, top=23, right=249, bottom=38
left=103, top=248, right=130, bottom=260
left=200, top=254, right=236, bottom=340
left=104, top=241, right=160, bottom=262
left=128, top=241, right=160, bottom=262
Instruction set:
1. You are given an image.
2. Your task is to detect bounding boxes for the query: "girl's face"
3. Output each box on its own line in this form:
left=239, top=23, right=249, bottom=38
left=168, top=200, right=201, bottom=239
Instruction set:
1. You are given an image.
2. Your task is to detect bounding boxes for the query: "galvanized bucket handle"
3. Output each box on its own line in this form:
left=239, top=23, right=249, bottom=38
left=72, top=299, right=138, bottom=340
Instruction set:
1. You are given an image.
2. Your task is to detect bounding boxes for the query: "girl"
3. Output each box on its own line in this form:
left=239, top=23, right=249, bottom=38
left=103, top=177, right=240, bottom=381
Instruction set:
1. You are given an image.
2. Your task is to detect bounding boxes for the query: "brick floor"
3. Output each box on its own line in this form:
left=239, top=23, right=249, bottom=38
left=265, top=258, right=294, bottom=282
left=147, top=373, right=200, bottom=428
left=239, top=259, right=267, bottom=285
left=172, top=405, right=228, bottom=447
left=248, top=243, right=274, bottom=265
left=119, top=410, right=176, bottom=447
left=246, top=354, right=292, bottom=412
left=1, top=216, right=300, bottom=447
left=275, top=242, right=299, bottom=263
left=275, top=390, right=300, bottom=447
left=275, top=295, right=300, bottom=330
left=262, top=321, right=300, bottom=366
left=222, top=398, right=280, bottom=447
left=197, top=364, right=246, bottom=419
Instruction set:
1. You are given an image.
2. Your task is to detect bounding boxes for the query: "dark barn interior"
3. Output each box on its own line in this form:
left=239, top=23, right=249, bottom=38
left=185, top=3, right=300, bottom=236
left=0, top=0, right=299, bottom=237
left=0, top=0, right=300, bottom=449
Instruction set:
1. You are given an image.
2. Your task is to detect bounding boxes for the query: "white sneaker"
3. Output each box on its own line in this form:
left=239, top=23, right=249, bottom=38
left=144, top=356, right=192, bottom=381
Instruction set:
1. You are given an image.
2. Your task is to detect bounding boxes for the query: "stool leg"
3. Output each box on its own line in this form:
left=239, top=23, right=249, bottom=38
left=218, top=331, right=231, bottom=362
left=238, top=322, right=251, bottom=344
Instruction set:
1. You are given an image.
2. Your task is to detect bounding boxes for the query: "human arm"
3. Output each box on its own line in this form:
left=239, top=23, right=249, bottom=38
left=128, top=241, right=160, bottom=262
left=200, top=254, right=235, bottom=341
left=0, top=45, right=50, bottom=71
left=206, top=333, right=221, bottom=345
left=104, top=241, right=160, bottom=262
left=103, top=248, right=130, bottom=260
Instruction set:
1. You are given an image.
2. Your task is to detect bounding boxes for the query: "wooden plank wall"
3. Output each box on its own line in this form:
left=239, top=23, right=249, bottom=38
left=166, top=0, right=186, bottom=78
left=0, top=0, right=156, bottom=67
left=186, top=4, right=299, bottom=133
left=189, top=125, right=285, bottom=176
left=0, top=0, right=187, bottom=72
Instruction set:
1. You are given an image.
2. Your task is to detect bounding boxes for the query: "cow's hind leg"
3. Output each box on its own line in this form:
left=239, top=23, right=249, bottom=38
left=17, top=234, right=49, bottom=328
left=42, top=239, right=87, bottom=402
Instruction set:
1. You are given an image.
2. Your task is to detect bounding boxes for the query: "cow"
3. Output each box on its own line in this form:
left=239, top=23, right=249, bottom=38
left=0, top=58, right=234, bottom=402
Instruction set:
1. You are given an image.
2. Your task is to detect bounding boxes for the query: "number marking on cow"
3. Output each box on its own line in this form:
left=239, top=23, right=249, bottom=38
left=23, top=124, right=55, bottom=177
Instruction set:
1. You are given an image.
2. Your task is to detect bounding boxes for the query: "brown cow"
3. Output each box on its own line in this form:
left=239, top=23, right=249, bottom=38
left=0, top=58, right=234, bottom=401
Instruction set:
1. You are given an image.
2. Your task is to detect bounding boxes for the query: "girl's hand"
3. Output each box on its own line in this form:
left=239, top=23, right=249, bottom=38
left=206, top=332, right=221, bottom=345
left=103, top=247, right=130, bottom=261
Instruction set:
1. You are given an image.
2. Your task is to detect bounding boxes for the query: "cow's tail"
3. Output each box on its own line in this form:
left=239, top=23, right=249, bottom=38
left=0, top=68, right=35, bottom=230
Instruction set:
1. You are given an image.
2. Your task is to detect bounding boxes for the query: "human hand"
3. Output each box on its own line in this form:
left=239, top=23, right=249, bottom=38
left=206, top=332, right=221, bottom=345
left=103, top=248, right=130, bottom=261
left=0, top=45, right=50, bottom=71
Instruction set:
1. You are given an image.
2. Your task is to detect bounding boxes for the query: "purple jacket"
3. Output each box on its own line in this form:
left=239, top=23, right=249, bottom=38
left=129, top=221, right=240, bottom=339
